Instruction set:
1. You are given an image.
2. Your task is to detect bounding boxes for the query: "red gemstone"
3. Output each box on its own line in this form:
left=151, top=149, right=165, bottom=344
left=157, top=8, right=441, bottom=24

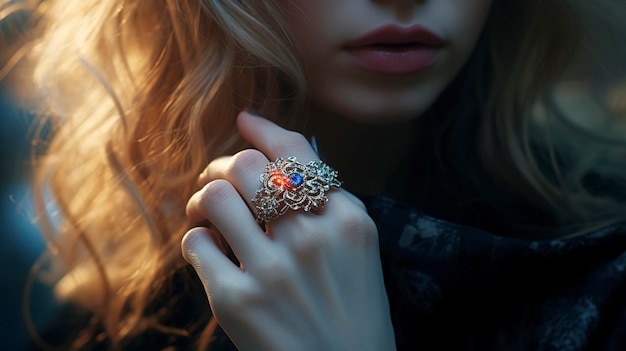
left=273, top=177, right=286, bottom=187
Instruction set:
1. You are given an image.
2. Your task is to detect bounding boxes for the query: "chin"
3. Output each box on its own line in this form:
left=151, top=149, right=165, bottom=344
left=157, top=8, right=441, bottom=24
left=344, top=108, right=425, bottom=125
left=323, top=96, right=433, bottom=125
left=310, top=82, right=442, bottom=126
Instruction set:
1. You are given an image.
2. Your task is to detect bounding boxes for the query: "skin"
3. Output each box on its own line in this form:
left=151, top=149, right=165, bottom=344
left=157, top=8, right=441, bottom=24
left=280, top=0, right=493, bottom=123
left=183, top=1, right=493, bottom=350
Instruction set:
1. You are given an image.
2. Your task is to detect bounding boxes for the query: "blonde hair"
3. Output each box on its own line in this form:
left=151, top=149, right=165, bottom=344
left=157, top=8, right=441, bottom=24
left=14, top=0, right=307, bottom=349
left=2, top=0, right=626, bottom=349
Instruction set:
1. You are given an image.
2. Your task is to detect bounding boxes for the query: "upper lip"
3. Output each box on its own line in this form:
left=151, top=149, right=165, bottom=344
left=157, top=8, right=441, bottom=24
left=343, top=24, right=445, bottom=48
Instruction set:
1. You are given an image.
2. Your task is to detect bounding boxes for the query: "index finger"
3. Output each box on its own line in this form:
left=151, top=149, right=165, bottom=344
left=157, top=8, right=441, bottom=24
left=237, top=110, right=319, bottom=163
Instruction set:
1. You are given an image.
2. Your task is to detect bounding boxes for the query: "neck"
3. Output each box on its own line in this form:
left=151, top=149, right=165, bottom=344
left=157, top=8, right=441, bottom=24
left=302, top=104, right=418, bottom=198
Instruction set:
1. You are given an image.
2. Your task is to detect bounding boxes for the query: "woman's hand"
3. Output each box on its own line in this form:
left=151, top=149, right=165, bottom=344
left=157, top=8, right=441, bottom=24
left=182, top=111, right=396, bottom=351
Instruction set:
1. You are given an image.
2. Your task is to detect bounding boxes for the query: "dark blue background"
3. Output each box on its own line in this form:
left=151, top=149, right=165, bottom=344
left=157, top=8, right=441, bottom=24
left=0, top=83, right=56, bottom=350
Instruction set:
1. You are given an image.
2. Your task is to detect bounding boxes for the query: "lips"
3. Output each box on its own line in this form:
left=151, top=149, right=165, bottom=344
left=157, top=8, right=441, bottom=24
left=343, top=25, right=444, bottom=75
left=344, top=24, right=445, bottom=47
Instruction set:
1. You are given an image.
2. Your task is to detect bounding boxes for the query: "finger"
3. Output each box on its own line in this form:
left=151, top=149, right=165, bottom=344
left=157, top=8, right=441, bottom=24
left=198, top=156, right=229, bottom=188
left=198, top=149, right=270, bottom=211
left=237, top=110, right=319, bottom=163
left=181, top=227, right=244, bottom=289
left=186, top=179, right=270, bottom=265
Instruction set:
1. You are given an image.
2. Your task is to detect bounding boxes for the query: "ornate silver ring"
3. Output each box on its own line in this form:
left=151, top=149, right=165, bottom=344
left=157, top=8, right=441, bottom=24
left=251, top=157, right=342, bottom=224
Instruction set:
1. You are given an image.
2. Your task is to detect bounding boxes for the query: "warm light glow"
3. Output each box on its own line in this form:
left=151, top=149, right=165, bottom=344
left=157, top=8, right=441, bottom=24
left=272, top=173, right=290, bottom=187
left=273, top=178, right=285, bottom=186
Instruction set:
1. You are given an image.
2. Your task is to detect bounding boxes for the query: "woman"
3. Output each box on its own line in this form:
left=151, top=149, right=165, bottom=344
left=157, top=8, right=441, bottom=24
left=6, top=0, right=626, bottom=350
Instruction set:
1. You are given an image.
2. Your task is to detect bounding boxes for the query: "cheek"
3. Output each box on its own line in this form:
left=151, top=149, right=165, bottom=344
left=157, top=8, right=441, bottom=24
left=444, top=0, right=493, bottom=54
left=278, top=0, right=335, bottom=42
left=281, top=2, right=340, bottom=63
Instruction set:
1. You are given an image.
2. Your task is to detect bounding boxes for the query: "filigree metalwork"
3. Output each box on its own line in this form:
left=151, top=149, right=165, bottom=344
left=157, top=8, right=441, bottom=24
left=251, top=157, right=342, bottom=224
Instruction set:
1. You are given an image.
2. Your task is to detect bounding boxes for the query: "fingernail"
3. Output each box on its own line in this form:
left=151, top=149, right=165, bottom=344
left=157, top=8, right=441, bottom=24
left=245, top=108, right=264, bottom=118
left=310, top=135, right=320, bottom=156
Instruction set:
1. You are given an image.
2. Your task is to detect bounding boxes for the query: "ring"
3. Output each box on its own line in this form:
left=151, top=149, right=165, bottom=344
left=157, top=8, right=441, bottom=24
left=251, top=156, right=342, bottom=224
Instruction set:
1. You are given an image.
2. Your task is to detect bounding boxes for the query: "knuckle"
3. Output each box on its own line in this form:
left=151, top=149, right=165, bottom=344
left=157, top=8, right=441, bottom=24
left=198, top=179, right=236, bottom=204
left=229, top=149, right=267, bottom=175
left=334, top=209, right=378, bottom=245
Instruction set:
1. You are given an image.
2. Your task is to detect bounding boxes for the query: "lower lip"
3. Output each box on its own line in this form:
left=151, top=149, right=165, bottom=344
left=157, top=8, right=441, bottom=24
left=344, top=46, right=439, bottom=75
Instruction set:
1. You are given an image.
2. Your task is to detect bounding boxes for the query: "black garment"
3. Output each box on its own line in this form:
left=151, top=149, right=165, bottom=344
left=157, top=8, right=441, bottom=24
left=27, top=196, right=626, bottom=350
left=368, top=195, right=626, bottom=351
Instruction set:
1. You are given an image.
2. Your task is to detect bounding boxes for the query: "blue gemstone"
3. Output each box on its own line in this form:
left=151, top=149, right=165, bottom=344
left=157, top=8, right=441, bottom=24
left=289, top=173, right=304, bottom=186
